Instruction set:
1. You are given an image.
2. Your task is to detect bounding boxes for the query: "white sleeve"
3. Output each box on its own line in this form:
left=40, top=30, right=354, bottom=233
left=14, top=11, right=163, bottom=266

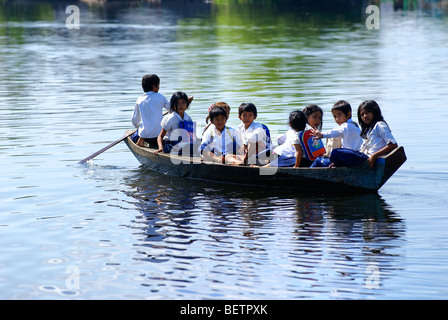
left=131, top=103, right=141, bottom=128
left=378, top=122, right=397, bottom=145
left=277, top=133, right=286, bottom=145
left=322, top=125, right=344, bottom=139
left=291, top=131, right=300, bottom=145
left=161, top=114, right=173, bottom=131
left=162, top=95, right=171, bottom=113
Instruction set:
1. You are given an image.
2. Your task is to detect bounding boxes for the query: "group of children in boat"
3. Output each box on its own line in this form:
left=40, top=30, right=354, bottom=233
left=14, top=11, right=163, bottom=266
left=131, top=74, right=398, bottom=168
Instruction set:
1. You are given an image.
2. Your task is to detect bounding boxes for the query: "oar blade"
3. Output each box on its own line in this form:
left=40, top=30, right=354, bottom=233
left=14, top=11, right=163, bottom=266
left=78, top=130, right=136, bottom=164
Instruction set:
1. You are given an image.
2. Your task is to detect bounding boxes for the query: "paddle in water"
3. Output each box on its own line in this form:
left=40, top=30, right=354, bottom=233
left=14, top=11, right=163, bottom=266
left=79, top=130, right=136, bottom=164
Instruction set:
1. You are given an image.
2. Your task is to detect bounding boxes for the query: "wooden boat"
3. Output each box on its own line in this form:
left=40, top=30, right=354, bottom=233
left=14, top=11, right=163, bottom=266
left=124, top=130, right=406, bottom=193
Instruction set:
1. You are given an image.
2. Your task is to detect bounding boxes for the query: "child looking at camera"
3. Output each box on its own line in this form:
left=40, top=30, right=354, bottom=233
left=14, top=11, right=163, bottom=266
left=310, top=100, right=362, bottom=167
left=155, top=91, right=195, bottom=155
left=200, top=106, right=243, bottom=165
left=237, top=102, right=271, bottom=164
left=327, top=100, right=398, bottom=168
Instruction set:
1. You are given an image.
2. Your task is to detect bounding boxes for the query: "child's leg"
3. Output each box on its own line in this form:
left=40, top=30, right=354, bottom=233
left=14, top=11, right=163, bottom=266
left=136, top=137, right=145, bottom=147
left=270, top=154, right=296, bottom=167
left=310, top=156, right=333, bottom=168
left=224, top=154, right=245, bottom=166
left=330, top=148, right=368, bottom=167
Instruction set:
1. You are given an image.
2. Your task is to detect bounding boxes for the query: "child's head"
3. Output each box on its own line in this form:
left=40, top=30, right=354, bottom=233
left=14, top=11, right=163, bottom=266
left=209, top=106, right=228, bottom=131
left=170, top=91, right=190, bottom=114
left=288, top=110, right=308, bottom=132
left=302, top=104, right=323, bottom=130
left=331, top=100, right=352, bottom=126
left=238, top=102, right=257, bottom=127
left=357, top=100, right=385, bottom=137
left=206, top=102, right=230, bottom=123
left=142, top=74, right=160, bottom=92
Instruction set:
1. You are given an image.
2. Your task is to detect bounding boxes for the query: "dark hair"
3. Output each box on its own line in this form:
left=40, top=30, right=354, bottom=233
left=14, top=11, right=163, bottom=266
left=357, top=100, right=388, bottom=138
left=170, top=91, right=189, bottom=112
left=142, top=74, right=160, bottom=92
left=238, top=102, right=257, bottom=117
left=209, top=106, right=228, bottom=122
left=332, top=100, right=352, bottom=117
left=289, top=110, right=308, bottom=132
left=302, top=104, right=323, bottom=130
left=206, top=102, right=230, bottom=124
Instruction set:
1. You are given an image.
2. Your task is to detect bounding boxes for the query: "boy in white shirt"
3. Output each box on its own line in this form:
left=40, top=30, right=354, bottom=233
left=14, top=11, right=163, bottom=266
left=237, top=102, right=270, bottom=165
left=131, top=74, right=171, bottom=148
left=267, top=110, right=309, bottom=167
left=310, top=100, right=362, bottom=167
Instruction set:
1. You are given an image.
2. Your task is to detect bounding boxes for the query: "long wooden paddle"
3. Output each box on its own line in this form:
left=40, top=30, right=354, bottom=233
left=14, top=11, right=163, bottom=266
left=79, top=129, right=136, bottom=164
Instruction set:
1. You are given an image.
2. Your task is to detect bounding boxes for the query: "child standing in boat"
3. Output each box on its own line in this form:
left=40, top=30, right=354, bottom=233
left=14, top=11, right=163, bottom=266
left=155, top=91, right=196, bottom=155
left=237, top=102, right=271, bottom=165
left=267, top=110, right=310, bottom=167
left=131, top=74, right=171, bottom=148
left=200, top=106, right=244, bottom=165
left=310, top=100, right=363, bottom=167
left=324, top=100, right=398, bottom=168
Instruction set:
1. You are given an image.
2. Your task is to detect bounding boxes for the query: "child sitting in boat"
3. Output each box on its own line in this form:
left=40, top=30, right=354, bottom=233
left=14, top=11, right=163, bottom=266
left=267, top=110, right=310, bottom=168
left=131, top=74, right=171, bottom=148
left=277, top=104, right=322, bottom=146
left=155, top=91, right=196, bottom=155
left=303, top=104, right=323, bottom=131
left=200, top=106, right=244, bottom=165
left=203, top=101, right=231, bottom=135
left=322, top=100, right=398, bottom=168
left=237, top=102, right=271, bottom=165
left=310, top=100, right=363, bottom=167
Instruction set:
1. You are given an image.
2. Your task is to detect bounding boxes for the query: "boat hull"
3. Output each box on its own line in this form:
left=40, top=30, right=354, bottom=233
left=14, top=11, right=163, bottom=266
left=124, top=131, right=406, bottom=193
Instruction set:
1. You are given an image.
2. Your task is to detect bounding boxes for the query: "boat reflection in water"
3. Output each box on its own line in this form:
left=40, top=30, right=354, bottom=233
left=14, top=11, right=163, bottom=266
left=123, top=169, right=405, bottom=299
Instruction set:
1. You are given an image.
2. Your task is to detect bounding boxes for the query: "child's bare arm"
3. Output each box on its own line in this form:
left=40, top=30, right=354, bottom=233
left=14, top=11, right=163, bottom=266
left=293, top=144, right=303, bottom=167
left=155, top=129, right=167, bottom=154
left=368, top=142, right=398, bottom=168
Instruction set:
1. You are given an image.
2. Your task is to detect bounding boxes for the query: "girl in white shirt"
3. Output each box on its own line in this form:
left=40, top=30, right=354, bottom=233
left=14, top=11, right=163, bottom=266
left=200, top=106, right=244, bottom=165
left=155, top=91, right=195, bottom=155
left=329, top=100, right=398, bottom=168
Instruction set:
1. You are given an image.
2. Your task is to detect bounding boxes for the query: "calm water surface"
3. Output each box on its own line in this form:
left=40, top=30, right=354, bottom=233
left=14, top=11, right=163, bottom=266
left=1, top=1, right=448, bottom=299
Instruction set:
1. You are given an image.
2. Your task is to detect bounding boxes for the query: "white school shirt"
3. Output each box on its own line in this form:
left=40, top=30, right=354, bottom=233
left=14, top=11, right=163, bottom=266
left=237, top=122, right=267, bottom=147
left=273, top=129, right=303, bottom=158
left=131, top=91, right=171, bottom=139
left=200, top=126, right=243, bottom=156
left=161, top=112, right=195, bottom=141
left=321, top=119, right=363, bottom=151
left=360, top=121, right=397, bottom=157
